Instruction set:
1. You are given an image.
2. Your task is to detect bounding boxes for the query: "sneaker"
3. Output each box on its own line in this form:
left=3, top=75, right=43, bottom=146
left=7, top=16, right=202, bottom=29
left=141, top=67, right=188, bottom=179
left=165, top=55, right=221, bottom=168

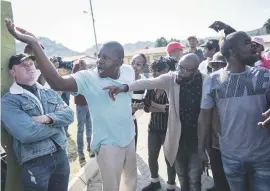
left=88, top=150, right=95, bottom=158
left=142, top=182, right=161, bottom=191
left=166, top=183, right=176, bottom=191
left=78, top=152, right=85, bottom=161
left=90, top=153, right=95, bottom=158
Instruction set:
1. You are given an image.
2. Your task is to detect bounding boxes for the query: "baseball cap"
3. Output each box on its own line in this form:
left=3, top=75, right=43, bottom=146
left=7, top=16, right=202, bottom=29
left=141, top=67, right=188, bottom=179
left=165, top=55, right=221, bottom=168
left=9, top=53, right=35, bottom=69
left=167, top=42, right=185, bottom=53
left=252, top=37, right=264, bottom=46
left=201, top=39, right=220, bottom=50
left=187, top=36, right=198, bottom=41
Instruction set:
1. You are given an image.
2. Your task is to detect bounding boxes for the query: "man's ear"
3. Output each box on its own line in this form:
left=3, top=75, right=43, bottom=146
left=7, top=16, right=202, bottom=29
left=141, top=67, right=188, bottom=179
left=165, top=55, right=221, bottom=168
left=229, top=48, right=236, bottom=57
left=9, top=69, right=15, bottom=78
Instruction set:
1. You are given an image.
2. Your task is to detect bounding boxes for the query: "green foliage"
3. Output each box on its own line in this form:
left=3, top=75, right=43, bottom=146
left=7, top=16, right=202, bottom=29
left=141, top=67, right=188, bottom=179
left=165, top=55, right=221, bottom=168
left=155, top=37, right=183, bottom=47
left=264, top=18, right=270, bottom=34
left=155, top=37, right=168, bottom=47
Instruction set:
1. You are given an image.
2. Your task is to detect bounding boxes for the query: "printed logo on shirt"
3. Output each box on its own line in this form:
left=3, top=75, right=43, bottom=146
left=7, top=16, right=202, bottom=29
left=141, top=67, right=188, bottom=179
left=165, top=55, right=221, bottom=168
left=211, top=69, right=269, bottom=99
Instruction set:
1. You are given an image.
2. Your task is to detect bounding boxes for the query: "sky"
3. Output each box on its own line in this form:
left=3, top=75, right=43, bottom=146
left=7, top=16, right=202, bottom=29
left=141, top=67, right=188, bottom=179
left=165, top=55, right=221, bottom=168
left=9, top=0, right=270, bottom=52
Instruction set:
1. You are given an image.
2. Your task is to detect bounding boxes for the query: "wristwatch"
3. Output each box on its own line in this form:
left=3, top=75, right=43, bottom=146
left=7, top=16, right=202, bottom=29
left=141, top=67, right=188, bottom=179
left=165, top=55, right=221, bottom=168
left=123, top=84, right=129, bottom=92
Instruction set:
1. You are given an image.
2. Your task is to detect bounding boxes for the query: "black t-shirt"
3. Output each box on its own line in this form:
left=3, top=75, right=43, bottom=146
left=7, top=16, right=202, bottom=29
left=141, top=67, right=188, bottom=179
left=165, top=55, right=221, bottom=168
left=179, top=73, right=203, bottom=151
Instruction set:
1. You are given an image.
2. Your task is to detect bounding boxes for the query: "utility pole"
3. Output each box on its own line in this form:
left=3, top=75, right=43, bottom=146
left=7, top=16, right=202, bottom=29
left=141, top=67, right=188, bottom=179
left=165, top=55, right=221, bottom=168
left=2, top=1, right=24, bottom=190
left=88, top=0, right=98, bottom=56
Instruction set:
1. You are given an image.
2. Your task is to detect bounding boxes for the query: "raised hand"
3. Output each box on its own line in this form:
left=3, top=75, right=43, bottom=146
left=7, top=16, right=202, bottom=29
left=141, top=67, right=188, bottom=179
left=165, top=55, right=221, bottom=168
left=102, top=85, right=128, bottom=101
left=258, top=108, right=270, bottom=128
left=5, top=18, right=37, bottom=44
left=209, top=21, right=236, bottom=36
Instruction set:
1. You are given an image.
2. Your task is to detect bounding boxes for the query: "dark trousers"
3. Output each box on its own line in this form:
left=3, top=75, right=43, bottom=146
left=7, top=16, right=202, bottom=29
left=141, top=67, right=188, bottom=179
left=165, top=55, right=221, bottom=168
left=134, top=119, right=138, bottom=150
left=21, top=150, right=70, bottom=191
left=175, top=147, right=202, bottom=191
left=210, top=147, right=230, bottom=191
left=148, top=131, right=176, bottom=185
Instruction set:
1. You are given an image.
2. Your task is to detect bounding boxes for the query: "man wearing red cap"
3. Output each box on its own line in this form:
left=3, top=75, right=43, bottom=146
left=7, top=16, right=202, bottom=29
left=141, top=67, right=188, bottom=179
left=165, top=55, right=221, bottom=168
left=167, top=42, right=185, bottom=60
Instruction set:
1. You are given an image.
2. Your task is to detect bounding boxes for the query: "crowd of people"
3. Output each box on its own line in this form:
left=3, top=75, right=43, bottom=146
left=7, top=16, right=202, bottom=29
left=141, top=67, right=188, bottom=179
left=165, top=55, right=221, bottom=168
left=1, top=17, right=270, bottom=191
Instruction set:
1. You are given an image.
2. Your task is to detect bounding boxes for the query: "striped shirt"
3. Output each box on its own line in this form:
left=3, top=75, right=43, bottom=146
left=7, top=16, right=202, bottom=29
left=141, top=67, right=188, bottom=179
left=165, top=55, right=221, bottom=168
left=132, top=74, right=146, bottom=116
left=143, top=89, right=169, bottom=133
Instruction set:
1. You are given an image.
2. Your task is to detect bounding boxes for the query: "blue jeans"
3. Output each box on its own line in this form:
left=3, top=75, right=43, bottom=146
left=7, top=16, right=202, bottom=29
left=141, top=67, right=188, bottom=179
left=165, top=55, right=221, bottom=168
left=175, top=148, right=202, bottom=191
left=21, top=149, right=70, bottom=191
left=222, top=155, right=270, bottom=191
left=76, top=105, right=92, bottom=152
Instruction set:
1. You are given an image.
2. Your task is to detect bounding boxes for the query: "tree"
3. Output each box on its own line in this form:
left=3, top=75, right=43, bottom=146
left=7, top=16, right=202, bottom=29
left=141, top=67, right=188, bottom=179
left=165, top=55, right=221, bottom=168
left=155, top=37, right=168, bottom=47
left=155, top=37, right=182, bottom=47
left=264, top=18, right=270, bottom=34
left=169, top=38, right=181, bottom=43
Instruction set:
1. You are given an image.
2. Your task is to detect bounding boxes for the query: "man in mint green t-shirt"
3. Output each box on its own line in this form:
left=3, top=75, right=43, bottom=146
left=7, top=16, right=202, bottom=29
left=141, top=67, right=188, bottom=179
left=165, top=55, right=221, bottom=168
left=5, top=19, right=137, bottom=191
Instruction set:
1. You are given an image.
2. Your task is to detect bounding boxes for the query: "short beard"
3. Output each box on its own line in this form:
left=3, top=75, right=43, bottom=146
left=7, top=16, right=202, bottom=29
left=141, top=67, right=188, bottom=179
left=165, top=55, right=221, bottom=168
left=176, top=74, right=195, bottom=85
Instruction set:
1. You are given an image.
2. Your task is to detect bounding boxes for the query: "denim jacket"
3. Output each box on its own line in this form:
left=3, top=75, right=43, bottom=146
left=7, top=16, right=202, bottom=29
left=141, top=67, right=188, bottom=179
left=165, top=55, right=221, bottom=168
left=1, top=82, right=74, bottom=165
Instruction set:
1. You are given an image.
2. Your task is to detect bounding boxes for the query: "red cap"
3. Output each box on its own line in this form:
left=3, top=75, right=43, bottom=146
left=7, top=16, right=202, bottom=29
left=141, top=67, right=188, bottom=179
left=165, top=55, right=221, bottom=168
left=167, top=42, right=185, bottom=53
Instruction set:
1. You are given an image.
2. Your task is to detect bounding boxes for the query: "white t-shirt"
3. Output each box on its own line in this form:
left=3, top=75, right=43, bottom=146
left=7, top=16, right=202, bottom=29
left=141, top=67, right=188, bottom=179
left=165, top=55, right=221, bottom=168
left=70, top=64, right=136, bottom=150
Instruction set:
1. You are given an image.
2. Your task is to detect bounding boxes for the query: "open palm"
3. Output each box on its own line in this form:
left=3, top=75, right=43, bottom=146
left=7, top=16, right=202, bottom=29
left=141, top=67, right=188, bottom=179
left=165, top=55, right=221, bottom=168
left=5, top=18, right=37, bottom=44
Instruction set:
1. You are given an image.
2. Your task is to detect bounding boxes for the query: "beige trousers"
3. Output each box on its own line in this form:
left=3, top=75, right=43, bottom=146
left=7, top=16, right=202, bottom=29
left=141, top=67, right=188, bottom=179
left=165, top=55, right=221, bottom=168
left=96, top=139, right=137, bottom=191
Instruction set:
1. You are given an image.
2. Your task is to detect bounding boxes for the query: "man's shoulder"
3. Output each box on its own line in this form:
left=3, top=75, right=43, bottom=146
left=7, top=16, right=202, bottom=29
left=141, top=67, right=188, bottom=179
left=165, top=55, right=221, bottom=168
left=119, top=64, right=135, bottom=83
left=2, top=92, right=13, bottom=102
left=250, top=66, right=269, bottom=73
left=121, top=64, right=133, bottom=72
left=72, top=68, right=97, bottom=80
left=120, top=64, right=135, bottom=76
left=1, top=92, right=26, bottom=108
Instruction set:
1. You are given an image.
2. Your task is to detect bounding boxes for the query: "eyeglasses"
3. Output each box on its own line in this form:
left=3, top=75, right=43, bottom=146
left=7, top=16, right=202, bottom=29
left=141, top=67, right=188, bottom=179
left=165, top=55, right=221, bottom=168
left=178, top=65, right=196, bottom=73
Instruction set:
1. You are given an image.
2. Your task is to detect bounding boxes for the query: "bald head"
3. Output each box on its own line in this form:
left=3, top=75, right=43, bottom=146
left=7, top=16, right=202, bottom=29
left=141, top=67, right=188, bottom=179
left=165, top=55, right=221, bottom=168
left=103, top=41, right=124, bottom=60
left=220, top=31, right=250, bottom=59
left=178, top=53, right=200, bottom=69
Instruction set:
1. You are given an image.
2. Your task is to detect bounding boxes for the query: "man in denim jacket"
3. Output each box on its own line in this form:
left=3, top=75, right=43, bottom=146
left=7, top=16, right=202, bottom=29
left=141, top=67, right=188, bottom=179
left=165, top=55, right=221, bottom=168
left=1, top=53, right=74, bottom=191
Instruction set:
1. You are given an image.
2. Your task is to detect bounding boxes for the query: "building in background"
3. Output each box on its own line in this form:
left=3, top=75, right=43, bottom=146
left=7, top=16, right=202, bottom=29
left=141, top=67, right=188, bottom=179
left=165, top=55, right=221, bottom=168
left=62, top=55, right=97, bottom=69
left=124, top=47, right=167, bottom=64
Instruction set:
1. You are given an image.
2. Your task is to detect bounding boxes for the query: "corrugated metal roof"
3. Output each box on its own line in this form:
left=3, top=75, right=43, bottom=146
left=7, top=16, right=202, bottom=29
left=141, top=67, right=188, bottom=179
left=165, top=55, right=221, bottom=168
left=125, top=47, right=167, bottom=57
left=62, top=55, right=96, bottom=61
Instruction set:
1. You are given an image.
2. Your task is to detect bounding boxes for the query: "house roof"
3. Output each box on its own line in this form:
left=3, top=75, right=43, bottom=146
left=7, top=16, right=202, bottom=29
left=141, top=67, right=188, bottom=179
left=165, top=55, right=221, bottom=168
left=62, top=55, right=96, bottom=61
left=125, top=47, right=167, bottom=57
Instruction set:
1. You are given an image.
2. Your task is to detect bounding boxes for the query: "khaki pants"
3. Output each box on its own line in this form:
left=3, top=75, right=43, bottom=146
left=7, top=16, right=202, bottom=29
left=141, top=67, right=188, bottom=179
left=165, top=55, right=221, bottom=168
left=96, top=139, right=137, bottom=191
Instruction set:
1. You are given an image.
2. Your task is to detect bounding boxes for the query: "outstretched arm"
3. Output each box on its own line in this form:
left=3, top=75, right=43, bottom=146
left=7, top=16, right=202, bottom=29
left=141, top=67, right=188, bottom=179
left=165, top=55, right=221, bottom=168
left=103, top=73, right=172, bottom=100
left=5, top=19, right=77, bottom=92
left=128, top=73, right=171, bottom=92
